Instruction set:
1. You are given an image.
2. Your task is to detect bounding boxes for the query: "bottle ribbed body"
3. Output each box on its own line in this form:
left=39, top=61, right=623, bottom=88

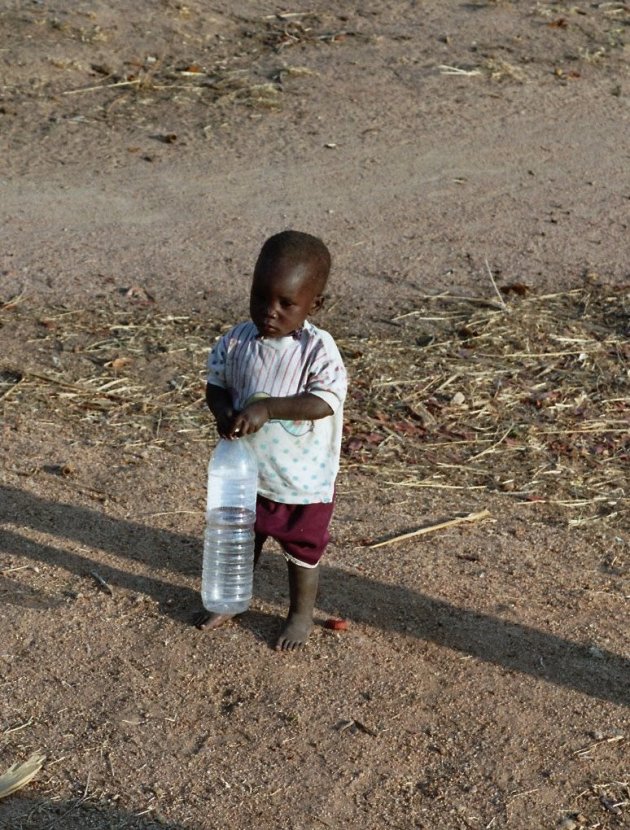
left=201, top=440, right=258, bottom=615
left=201, top=507, right=256, bottom=614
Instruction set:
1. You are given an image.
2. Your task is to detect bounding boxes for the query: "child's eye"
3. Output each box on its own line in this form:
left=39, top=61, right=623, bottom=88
left=280, top=300, right=294, bottom=309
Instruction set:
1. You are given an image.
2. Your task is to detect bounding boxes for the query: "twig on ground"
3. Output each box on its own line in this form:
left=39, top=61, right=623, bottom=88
left=367, top=509, right=492, bottom=548
left=439, top=64, right=482, bottom=76
left=89, top=570, right=113, bottom=596
left=484, top=258, right=508, bottom=310
left=63, top=79, right=143, bottom=95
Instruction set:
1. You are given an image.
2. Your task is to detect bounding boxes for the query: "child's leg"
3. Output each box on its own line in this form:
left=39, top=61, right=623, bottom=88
left=253, top=532, right=266, bottom=567
left=276, top=560, right=319, bottom=651
left=193, top=534, right=267, bottom=630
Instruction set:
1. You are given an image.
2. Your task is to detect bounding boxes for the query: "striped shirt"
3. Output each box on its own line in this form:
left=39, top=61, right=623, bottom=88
left=207, top=320, right=347, bottom=504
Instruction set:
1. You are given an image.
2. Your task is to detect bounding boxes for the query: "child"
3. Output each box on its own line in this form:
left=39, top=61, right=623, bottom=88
left=196, top=230, right=347, bottom=651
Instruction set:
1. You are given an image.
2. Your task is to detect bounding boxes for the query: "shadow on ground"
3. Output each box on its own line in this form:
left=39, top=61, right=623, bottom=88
left=1, top=485, right=628, bottom=707
left=0, top=794, right=187, bottom=829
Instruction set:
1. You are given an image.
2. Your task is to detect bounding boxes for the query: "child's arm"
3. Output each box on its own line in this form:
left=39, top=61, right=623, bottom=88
left=206, top=383, right=235, bottom=438
left=229, top=394, right=333, bottom=437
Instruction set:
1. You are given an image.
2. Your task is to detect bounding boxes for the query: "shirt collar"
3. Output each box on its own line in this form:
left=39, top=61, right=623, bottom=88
left=256, top=325, right=304, bottom=341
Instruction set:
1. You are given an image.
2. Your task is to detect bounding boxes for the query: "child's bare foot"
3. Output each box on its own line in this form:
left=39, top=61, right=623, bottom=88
left=275, top=561, right=319, bottom=651
left=193, top=609, right=234, bottom=630
left=276, top=613, right=313, bottom=651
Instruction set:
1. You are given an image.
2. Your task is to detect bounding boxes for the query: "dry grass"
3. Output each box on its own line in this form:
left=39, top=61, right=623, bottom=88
left=1, top=286, right=628, bottom=529
left=0, top=6, right=342, bottom=130
left=0, top=754, right=46, bottom=801
left=341, top=286, right=628, bottom=528
left=481, top=56, right=527, bottom=82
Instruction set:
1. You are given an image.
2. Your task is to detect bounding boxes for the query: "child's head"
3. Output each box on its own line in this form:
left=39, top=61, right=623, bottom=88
left=250, top=231, right=331, bottom=338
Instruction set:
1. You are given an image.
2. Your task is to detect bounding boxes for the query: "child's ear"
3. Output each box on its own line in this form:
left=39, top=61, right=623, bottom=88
left=311, top=294, right=325, bottom=313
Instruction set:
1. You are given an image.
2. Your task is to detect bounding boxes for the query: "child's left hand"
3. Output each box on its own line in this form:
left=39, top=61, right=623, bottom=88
left=228, top=401, right=270, bottom=437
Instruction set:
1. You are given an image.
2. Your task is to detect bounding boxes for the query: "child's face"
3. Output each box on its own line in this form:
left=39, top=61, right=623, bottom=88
left=250, top=257, right=323, bottom=338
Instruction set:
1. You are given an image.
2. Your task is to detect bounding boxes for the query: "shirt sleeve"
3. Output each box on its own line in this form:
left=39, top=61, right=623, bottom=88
left=305, top=335, right=347, bottom=414
left=206, top=334, right=228, bottom=389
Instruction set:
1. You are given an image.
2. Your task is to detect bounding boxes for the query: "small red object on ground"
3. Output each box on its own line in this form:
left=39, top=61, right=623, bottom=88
left=324, top=618, right=349, bottom=631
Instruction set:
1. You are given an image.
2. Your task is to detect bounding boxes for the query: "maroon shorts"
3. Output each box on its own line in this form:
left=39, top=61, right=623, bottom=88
left=255, top=495, right=335, bottom=568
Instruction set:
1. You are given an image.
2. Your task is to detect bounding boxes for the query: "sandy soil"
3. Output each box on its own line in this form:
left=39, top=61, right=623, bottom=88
left=0, top=2, right=629, bottom=829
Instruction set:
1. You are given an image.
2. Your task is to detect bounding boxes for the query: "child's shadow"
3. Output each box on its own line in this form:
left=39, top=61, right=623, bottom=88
left=1, top=484, right=629, bottom=706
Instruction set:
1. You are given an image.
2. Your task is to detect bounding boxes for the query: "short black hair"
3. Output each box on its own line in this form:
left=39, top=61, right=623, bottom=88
left=256, top=230, right=331, bottom=292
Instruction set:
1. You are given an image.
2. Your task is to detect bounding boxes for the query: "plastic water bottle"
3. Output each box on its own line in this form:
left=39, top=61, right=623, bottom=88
left=201, top=438, right=258, bottom=615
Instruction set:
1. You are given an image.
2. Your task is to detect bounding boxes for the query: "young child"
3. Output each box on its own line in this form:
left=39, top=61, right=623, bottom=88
left=196, top=230, right=347, bottom=651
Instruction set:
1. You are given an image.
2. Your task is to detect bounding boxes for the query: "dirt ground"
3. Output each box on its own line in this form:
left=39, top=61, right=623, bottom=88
left=1, top=1, right=629, bottom=828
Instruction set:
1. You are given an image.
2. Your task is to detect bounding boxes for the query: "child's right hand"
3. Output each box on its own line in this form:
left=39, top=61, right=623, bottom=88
left=215, top=409, right=235, bottom=438
left=206, top=384, right=235, bottom=438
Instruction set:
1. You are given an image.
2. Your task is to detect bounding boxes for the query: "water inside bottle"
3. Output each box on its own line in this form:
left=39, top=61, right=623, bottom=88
left=206, top=505, right=256, bottom=525
left=201, top=506, right=256, bottom=614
